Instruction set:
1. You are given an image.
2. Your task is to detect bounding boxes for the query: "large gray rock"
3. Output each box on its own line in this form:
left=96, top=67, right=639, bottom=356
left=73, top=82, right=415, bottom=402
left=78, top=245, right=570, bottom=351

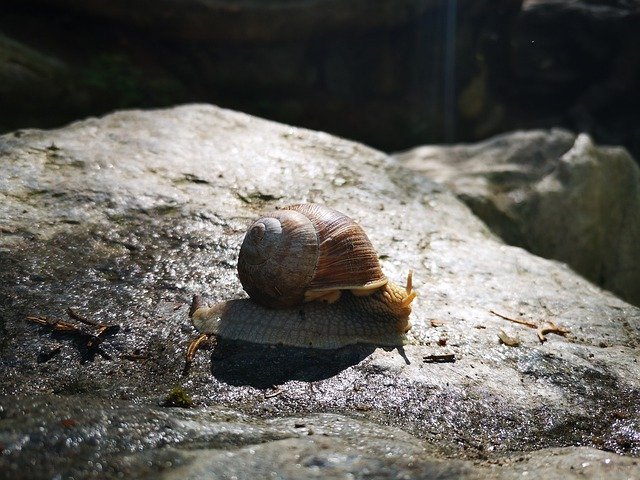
left=396, top=129, right=640, bottom=307
left=0, top=105, right=638, bottom=479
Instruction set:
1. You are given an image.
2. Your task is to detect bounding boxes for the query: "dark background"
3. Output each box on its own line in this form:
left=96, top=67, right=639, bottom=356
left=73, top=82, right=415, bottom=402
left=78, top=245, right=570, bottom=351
left=1, top=0, right=639, bottom=157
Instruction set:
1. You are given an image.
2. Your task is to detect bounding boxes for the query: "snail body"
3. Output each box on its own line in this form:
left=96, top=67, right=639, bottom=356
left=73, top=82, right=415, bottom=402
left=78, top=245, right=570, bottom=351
left=190, top=204, right=416, bottom=349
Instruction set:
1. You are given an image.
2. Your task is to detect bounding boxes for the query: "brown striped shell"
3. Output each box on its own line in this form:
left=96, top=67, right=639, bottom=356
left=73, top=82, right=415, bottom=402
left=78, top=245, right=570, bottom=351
left=237, top=204, right=388, bottom=308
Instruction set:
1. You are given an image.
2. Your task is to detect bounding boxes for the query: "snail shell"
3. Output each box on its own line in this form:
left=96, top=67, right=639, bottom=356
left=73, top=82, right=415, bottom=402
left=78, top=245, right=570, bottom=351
left=237, top=204, right=388, bottom=308
left=190, top=204, right=416, bottom=349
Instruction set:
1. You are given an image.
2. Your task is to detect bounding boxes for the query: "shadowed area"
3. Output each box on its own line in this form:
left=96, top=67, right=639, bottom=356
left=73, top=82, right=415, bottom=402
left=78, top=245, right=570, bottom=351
left=208, top=340, right=378, bottom=388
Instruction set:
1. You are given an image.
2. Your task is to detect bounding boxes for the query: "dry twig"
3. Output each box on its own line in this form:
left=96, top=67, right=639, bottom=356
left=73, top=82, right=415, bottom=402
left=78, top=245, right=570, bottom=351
left=423, top=353, right=456, bottom=363
left=490, top=309, right=569, bottom=343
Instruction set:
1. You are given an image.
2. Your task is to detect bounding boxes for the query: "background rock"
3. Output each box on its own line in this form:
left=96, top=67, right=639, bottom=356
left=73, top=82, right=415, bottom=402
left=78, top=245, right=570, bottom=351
left=17, top=0, right=436, bottom=42
left=0, top=34, right=84, bottom=132
left=1, top=0, right=639, bottom=159
left=396, top=129, right=640, bottom=307
left=0, top=105, right=638, bottom=478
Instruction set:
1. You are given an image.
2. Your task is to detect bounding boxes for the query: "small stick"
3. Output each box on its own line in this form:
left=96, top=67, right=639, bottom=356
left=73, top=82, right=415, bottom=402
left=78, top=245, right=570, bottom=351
left=66, top=308, right=99, bottom=326
left=489, top=310, right=537, bottom=329
left=26, top=315, right=77, bottom=331
left=537, top=322, right=570, bottom=343
left=423, top=353, right=456, bottom=363
left=490, top=310, right=570, bottom=343
left=26, top=312, right=118, bottom=348
left=264, top=387, right=283, bottom=398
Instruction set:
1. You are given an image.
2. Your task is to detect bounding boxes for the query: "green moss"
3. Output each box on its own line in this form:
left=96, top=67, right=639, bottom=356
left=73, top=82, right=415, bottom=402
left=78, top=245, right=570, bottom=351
left=162, top=386, right=194, bottom=408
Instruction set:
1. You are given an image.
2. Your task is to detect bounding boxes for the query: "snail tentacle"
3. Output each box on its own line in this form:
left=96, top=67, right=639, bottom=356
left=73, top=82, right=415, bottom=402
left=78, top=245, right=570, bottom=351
left=402, top=270, right=417, bottom=308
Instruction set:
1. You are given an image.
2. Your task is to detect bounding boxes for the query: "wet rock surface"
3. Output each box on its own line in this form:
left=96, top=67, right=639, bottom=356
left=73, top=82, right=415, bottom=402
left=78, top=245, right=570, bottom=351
left=0, top=105, right=638, bottom=478
left=395, top=129, right=640, bottom=307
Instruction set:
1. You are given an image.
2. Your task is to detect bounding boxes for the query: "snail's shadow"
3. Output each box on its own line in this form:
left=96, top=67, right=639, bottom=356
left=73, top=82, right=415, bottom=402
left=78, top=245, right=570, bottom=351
left=208, top=339, right=379, bottom=388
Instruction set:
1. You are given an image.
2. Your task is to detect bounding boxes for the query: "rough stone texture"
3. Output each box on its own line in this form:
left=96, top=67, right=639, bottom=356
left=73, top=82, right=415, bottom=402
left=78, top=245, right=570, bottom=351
left=395, top=129, right=640, bottom=307
left=1, top=105, right=639, bottom=479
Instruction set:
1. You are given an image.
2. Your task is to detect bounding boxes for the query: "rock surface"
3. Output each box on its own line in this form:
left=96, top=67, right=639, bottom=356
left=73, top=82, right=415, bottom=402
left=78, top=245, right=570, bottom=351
left=0, top=105, right=639, bottom=479
left=395, top=129, right=640, bottom=307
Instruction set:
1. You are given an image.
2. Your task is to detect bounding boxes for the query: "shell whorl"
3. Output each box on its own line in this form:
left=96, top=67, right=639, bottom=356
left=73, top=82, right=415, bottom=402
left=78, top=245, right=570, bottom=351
left=237, top=209, right=318, bottom=308
left=237, top=204, right=387, bottom=308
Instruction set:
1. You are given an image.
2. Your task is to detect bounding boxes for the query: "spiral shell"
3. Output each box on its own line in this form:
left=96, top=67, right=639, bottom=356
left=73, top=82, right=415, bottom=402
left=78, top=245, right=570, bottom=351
left=237, top=204, right=388, bottom=308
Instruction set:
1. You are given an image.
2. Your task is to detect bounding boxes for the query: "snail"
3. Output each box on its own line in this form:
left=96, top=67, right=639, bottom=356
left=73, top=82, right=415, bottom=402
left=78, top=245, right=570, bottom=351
left=188, top=204, right=416, bottom=353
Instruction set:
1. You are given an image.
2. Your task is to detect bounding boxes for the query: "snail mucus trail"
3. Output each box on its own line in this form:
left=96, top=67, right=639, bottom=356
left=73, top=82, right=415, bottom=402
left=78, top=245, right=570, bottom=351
left=186, top=204, right=416, bottom=363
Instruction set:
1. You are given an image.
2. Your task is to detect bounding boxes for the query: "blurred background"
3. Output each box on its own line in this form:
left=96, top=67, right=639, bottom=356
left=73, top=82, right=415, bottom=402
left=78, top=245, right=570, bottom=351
left=1, top=0, right=639, bottom=158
